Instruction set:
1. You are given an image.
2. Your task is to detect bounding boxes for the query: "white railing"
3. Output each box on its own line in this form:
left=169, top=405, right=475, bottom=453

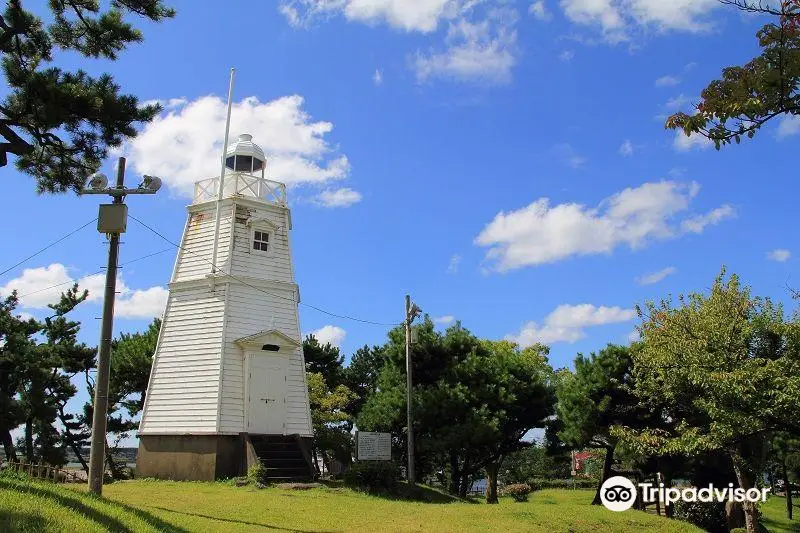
left=193, top=173, right=287, bottom=206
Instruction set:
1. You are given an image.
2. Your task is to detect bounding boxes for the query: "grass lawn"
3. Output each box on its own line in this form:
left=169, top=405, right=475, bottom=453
left=1, top=478, right=703, bottom=532
left=761, top=495, right=800, bottom=533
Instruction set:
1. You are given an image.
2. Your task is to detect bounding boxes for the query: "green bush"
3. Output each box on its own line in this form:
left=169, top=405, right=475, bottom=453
left=501, top=483, right=532, bottom=502
left=0, top=467, right=29, bottom=481
left=527, top=478, right=597, bottom=491
left=246, top=462, right=266, bottom=484
left=673, top=500, right=727, bottom=533
left=343, top=461, right=399, bottom=494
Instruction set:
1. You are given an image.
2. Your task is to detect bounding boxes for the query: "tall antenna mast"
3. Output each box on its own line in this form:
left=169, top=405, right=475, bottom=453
left=211, top=68, right=236, bottom=274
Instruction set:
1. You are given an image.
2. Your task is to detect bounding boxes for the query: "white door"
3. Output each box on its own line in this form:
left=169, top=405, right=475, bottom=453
left=247, top=354, right=287, bottom=434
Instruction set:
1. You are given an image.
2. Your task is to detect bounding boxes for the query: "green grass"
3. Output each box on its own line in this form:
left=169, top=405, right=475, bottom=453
left=760, top=495, right=800, bottom=533
left=1, top=478, right=704, bottom=532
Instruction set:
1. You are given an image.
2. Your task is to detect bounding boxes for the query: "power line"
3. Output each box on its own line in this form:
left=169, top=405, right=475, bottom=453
left=129, top=214, right=402, bottom=327
left=16, top=248, right=173, bottom=299
left=0, top=218, right=97, bottom=278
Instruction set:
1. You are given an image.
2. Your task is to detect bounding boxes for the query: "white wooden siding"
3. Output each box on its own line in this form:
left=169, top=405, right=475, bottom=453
left=230, top=205, right=293, bottom=284
left=218, top=282, right=312, bottom=436
left=141, top=196, right=312, bottom=437
left=139, top=284, right=226, bottom=434
left=173, top=208, right=233, bottom=282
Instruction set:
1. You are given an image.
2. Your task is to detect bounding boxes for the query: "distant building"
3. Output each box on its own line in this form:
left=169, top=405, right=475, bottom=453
left=136, top=134, right=314, bottom=482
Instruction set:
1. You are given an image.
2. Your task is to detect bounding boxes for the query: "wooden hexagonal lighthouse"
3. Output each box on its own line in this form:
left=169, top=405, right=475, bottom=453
left=136, top=134, right=314, bottom=482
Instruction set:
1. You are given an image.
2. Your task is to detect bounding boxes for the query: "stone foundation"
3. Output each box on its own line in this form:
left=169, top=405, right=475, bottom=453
left=135, top=434, right=246, bottom=481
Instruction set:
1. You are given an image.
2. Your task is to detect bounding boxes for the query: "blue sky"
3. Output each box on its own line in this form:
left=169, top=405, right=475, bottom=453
left=2, top=0, right=799, bottom=434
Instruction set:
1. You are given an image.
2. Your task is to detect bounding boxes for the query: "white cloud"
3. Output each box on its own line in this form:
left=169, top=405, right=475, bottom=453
left=315, top=187, right=363, bottom=208
left=552, top=143, right=586, bottom=169
left=627, top=328, right=641, bottom=343
left=0, top=263, right=166, bottom=319
left=434, top=315, right=456, bottom=325
left=777, top=115, right=800, bottom=139
left=373, top=68, right=383, bottom=85
left=508, top=303, right=636, bottom=346
left=0, top=264, right=73, bottom=308
left=121, top=95, right=350, bottom=198
left=668, top=167, right=686, bottom=177
left=281, top=1, right=521, bottom=85
left=413, top=10, right=518, bottom=84
left=665, top=93, right=692, bottom=111
left=447, top=254, right=462, bottom=274
left=619, top=139, right=634, bottom=156
left=559, top=49, right=575, bottom=61
left=280, top=0, right=453, bottom=32
left=767, top=249, right=791, bottom=262
left=636, top=266, right=676, bottom=285
left=115, top=287, right=169, bottom=319
left=530, top=1, right=553, bottom=21
left=680, top=204, right=735, bottom=233
left=674, top=129, right=714, bottom=152
left=475, top=181, right=733, bottom=272
left=558, top=0, right=720, bottom=41
left=310, top=325, right=347, bottom=347
left=655, top=75, right=680, bottom=87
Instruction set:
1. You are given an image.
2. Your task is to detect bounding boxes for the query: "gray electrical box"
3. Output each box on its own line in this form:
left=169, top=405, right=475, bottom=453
left=97, top=204, right=128, bottom=233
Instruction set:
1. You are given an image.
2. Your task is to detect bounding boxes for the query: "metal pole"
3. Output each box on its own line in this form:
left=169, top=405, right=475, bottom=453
left=405, top=294, right=415, bottom=485
left=88, top=157, right=126, bottom=496
left=210, top=68, right=235, bottom=274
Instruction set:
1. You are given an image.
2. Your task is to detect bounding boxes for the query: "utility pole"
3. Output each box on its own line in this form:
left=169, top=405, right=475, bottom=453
left=405, top=294, right=421, bottom=485
left=82, top=157, right=161, bottom=496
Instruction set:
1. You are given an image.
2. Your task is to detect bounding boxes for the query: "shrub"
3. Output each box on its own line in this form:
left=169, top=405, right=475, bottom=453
left=0, top=467, right=29, bottom=481
left=673, top=499, right=727, bottom=533
left=502, top=483, right=532, bottom=502
left=246, top=462, right=266, bottom=484
left=527, top=478, right=597, bottom=491
left=343, top=461, right=399, bottom=494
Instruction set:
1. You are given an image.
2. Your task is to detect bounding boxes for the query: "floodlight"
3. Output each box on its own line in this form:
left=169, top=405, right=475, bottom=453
left=141, top=175, right=162, bottom=192
left=86, top=172, right=108, bottom=191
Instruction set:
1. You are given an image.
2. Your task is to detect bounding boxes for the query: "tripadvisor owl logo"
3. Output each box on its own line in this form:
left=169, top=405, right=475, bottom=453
left=599, top=475, right=772, bottom=512
left=600, top=476, right=637, bottom=512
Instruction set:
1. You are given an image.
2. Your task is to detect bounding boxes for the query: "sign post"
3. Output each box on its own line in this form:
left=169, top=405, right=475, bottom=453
left=356, top=431, right=392, bottom=462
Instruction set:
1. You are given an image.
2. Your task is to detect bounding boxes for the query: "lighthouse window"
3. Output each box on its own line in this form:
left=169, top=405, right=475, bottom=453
left=253, top=230, right=269, bottom=252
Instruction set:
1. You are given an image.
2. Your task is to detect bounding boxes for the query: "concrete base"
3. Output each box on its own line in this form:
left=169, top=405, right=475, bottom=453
left=136, top=434, right=246, bottom=481
left=136, top=433, right=315, bottom=481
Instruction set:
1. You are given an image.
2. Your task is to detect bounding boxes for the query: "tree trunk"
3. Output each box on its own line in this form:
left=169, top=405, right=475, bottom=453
left=485, top=461, right=499, bottom=504
left=312, top=445, right=321, bottom=476
left=459, top=468, right=470, bottom=499
left=24, top=418, right=33, bottom=462
left=663, top=472, right=674, bottom=518
left=0, top=428, right=16, bottom=462
left=730, top=450, right=759, bottom=533
left=783, top=460, right=793, bottom=521
left=105, top=440, right=123, bottom=480
left=449, top=452, right=460, bottom=495
left=592, top=446, right=614, bottom=506
left=768, top=468, right=776, bottom=496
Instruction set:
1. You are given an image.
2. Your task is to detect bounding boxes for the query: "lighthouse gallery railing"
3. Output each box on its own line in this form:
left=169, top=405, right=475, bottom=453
left=193, top=173, right=287, bottom=206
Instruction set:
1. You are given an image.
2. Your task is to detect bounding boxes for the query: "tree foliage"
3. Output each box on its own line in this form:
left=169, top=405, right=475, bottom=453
left=667, top=0, right=800, bottom=148
left=0, top=285, right=94, bottom=466
left=556, top=344, right=656, bottom=505
left=358, top=319, right=555, bottom=503
left=0, top=0, right=175, bottom=192
left=303, top=334, right=344, bottom=387
left=614, top=270, right=800, bottom=533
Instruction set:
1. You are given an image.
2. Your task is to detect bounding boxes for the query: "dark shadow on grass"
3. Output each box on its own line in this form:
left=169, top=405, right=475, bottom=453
left=0, top=479, right=186, bottom=533
left=0, top=511, right=48, bottom=533
left=150, top=506, right=339, bottom=533
left=761, top=515, right=800, bottom=533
